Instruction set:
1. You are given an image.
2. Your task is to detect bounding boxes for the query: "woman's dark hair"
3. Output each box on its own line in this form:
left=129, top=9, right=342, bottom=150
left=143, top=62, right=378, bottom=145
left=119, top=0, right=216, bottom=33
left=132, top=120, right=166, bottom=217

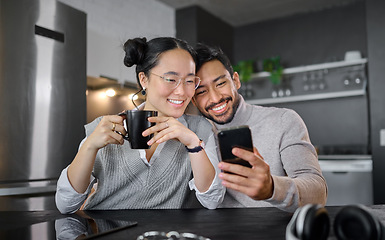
left=123, top=37, right=197, bottom=87
left=195, top=43, right=234, bottom=78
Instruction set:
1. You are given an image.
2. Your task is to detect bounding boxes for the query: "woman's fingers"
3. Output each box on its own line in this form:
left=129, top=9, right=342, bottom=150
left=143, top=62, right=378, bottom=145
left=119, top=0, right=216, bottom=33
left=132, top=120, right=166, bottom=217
left=89, top=115, right=126, bottom=148
left=142, top=120, right=169, bottom=137
left=146, top=122, right=176, bottom=145
left=144, top=117, right=194, bottom=146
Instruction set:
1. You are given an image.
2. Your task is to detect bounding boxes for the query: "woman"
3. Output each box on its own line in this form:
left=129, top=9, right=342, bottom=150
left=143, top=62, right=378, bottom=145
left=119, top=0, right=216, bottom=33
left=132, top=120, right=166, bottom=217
left=55, top=37, right=225, bottom=213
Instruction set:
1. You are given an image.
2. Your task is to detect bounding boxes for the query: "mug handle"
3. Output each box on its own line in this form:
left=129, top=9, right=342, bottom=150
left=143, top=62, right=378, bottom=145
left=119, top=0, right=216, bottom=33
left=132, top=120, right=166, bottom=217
left=117, top=112, right=130, bottom=141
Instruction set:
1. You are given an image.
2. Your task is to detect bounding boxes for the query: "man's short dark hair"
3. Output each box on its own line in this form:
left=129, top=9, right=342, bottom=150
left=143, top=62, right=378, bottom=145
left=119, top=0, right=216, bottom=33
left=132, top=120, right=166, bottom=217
left=195, top=43, right=234, bottom=78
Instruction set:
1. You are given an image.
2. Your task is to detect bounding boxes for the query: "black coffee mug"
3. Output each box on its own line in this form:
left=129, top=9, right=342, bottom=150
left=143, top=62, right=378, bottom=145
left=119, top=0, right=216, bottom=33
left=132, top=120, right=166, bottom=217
left=118, top=110, right=158, bottom=149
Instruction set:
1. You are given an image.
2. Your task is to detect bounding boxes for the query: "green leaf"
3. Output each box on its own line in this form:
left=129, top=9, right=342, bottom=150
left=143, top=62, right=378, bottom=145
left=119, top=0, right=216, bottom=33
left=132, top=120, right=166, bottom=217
left=262, top=56, right=283, bottom=85
left=233, top=60, right=254, bottom=82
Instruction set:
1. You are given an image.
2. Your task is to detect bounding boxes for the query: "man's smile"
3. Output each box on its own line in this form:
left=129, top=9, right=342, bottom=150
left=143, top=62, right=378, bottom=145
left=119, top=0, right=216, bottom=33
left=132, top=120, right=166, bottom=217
left=206, top=97, right=232, bottom=115
left=210, top=101, right=227, bottom=113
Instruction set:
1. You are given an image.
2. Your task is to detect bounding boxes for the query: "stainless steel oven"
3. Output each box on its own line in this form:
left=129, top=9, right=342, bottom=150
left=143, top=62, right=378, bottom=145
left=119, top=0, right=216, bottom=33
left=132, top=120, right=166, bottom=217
left=318, top=155, right=372, bottom=206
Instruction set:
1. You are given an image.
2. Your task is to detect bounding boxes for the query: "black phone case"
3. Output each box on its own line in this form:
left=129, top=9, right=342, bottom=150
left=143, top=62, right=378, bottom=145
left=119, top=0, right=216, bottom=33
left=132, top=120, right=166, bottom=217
left=217, top=125, right=253, bottom=168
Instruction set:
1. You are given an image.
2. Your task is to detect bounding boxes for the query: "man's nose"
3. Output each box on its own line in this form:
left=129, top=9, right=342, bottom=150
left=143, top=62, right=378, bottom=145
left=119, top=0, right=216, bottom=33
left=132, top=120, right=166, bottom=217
left=208, top=88, right=222, bottom=103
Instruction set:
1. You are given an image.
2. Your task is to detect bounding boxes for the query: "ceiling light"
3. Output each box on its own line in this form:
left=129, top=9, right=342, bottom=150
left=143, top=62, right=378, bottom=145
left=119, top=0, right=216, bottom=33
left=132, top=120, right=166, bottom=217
left=105, top=89, right=116, bottom=97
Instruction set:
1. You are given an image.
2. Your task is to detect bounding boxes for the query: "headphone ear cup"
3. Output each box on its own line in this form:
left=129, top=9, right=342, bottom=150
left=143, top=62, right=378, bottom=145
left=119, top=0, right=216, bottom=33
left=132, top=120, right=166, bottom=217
left=334, top=205, right=384, bottom=240
left=300, top=205, right=330, bottom=240
left=288, top=204, right=330, bottom=240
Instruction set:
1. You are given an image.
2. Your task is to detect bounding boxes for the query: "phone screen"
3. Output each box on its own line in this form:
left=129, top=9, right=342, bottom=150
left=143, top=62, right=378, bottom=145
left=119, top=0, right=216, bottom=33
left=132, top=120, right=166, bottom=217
left=216, top=125, right=253, bottom=168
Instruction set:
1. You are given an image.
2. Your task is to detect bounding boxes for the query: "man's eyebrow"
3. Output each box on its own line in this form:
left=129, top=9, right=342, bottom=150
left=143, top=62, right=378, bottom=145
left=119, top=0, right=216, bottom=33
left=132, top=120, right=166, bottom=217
left=196, top=74, right=226, bottom=90
left=214, top=74, right=226, bottom=82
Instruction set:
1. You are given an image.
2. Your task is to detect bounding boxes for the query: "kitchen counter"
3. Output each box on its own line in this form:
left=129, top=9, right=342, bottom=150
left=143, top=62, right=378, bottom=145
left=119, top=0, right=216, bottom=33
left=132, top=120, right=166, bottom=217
left=1, top=205, right=385, bottom=239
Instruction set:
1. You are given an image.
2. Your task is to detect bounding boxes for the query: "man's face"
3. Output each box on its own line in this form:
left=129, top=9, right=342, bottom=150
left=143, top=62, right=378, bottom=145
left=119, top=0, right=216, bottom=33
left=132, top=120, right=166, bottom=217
left=193, top=60, right=241, bottom=124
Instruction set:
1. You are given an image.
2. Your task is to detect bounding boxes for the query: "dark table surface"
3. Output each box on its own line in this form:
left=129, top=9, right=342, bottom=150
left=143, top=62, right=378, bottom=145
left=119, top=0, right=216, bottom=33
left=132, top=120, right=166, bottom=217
left=0, top=205, right=384, bottom=240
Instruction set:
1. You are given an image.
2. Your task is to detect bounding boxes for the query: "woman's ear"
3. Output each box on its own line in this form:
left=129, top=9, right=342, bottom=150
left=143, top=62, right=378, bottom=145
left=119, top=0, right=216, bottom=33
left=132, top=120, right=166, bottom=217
left=138, top=72, right=148, bottom=89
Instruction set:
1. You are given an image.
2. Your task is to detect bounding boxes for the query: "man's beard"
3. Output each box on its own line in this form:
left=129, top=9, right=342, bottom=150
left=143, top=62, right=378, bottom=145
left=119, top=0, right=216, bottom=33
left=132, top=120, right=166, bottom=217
left=203, top=95, right=240, bottom=125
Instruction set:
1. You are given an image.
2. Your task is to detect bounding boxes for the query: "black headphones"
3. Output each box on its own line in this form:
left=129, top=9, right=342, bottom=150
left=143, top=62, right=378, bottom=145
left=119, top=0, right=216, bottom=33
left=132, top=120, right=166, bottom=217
left=286, top=204, right=385, bottom=240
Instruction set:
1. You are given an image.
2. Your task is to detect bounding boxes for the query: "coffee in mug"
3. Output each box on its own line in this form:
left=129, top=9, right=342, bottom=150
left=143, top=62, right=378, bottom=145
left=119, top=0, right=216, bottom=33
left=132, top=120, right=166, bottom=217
left=118, top=110, right=158, bottom=149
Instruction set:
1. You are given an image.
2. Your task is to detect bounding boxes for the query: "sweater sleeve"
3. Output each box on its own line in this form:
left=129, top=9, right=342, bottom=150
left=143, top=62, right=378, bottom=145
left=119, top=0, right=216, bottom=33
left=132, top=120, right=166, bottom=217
left=55, top=119, right=102, bottom=214
left=265, top=109, right=328, bottom=212
left=55, top=166, right=97, bottom=214
left=188, top=132, right=226, bottom=209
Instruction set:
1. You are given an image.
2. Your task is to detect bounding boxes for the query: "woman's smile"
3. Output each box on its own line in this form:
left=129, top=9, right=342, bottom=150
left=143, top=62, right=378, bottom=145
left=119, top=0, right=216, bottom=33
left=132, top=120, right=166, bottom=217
left=168, top=98, right=185, bottom=106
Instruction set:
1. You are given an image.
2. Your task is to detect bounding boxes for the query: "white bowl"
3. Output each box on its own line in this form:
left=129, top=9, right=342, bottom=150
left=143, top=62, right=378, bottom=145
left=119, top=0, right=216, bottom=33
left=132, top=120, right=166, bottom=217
left=344, top=51, right=362, bottom=61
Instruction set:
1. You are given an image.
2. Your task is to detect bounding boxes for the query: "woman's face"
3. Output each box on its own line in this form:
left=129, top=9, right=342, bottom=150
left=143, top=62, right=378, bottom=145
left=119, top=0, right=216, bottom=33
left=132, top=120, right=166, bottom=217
left=140, top=48, right=196, bottom=118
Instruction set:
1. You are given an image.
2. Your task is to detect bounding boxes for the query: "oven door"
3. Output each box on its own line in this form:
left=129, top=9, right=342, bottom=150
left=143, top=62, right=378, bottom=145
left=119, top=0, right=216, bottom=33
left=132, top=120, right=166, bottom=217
left=318, top=155, right=373, bottom=206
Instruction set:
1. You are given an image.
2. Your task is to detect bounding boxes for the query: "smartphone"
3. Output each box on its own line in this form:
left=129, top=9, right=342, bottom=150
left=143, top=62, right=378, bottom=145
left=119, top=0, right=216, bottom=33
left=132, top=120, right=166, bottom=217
left=216, top=125, right=253, bottom=168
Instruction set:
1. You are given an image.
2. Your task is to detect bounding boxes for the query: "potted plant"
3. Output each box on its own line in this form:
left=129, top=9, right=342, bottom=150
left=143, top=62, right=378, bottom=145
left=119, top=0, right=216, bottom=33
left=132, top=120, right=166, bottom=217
left=263, top=56, right=283, bottom=85
left=233, top=60, right=254, bottom=82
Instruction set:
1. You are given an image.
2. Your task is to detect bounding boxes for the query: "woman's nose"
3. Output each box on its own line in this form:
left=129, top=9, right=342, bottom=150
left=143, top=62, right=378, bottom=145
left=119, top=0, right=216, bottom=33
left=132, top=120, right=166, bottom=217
left=173, top=81, right=187, bottom=95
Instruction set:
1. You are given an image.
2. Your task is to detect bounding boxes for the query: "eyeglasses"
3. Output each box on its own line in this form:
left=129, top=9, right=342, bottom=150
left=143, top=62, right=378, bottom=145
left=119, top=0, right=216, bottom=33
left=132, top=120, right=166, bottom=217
left=151, top=72, right=201, bottom=90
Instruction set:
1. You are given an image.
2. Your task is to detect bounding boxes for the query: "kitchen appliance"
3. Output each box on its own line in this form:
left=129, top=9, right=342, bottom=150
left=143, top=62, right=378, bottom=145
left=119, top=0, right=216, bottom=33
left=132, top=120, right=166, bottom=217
left=0, top=0, right=86, bottom=210
left=318, top=155, right=373, bottom=206
left=243, top=58, right=372, bottom=205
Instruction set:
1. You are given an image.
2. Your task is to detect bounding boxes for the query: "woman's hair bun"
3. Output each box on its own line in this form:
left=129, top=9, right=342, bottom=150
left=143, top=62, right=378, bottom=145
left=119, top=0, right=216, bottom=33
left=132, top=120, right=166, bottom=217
left=123, top=37, right=147, bottom=67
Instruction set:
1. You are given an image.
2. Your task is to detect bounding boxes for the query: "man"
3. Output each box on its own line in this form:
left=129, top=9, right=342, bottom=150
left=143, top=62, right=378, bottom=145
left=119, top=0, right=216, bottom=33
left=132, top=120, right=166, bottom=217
left=192, top=43, right=327, bottom=212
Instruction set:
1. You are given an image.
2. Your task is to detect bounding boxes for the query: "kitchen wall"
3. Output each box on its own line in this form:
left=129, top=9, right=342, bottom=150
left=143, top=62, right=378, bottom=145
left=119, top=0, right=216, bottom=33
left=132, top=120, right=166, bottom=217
left=234, top=1, right=367, bottom=68
left=176, top=6, right=234, bottom=61
left=59, top=0, right=175, bottom=84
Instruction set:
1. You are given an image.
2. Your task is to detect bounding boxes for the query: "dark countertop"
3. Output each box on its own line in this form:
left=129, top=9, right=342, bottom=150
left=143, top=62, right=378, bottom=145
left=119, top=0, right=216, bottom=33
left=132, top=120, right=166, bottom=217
left=0, top=205, right=384, bottom=239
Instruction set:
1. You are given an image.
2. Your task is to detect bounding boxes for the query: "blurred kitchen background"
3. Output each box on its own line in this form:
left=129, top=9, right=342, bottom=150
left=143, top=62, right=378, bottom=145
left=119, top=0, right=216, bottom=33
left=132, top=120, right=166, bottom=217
left=0, top=0, right=384, bottom=210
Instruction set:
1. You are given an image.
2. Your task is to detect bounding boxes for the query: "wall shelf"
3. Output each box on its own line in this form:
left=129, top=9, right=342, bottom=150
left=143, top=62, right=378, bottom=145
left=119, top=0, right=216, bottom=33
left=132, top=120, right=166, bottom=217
left=246, top=88, right=366, bottom=105
left=251, top=58, right=368, bottom=79
left=245, top=58, right=368, bottom=104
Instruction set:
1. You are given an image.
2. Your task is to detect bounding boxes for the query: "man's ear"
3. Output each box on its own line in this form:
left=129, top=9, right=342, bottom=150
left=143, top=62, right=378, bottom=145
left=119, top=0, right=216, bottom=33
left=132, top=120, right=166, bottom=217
left=138, top=72, right=148, bottom=89
left=233, top=72, right=242, bottom=90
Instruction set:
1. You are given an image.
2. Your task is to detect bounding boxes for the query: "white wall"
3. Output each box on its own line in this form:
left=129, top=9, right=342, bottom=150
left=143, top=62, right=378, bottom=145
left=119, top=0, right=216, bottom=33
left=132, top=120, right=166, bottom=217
left=59, top=0, right=175, bottom=84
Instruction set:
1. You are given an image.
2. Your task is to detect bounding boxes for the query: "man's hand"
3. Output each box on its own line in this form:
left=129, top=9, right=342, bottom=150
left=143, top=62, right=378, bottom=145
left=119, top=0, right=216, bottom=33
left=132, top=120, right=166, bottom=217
left=218, top=147, right=274, bottom=200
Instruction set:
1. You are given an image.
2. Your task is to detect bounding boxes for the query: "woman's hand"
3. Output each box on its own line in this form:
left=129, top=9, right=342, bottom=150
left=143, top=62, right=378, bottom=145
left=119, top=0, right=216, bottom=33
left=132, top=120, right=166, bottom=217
left=143, top=116, right=215, bottom=193
left=143, top=116, right=200, bottom=148
left=85, top=115, right=126, bottom=151
left=142, top=116, right=200, bottom=148
left=68, top=115, right=126, bottom=194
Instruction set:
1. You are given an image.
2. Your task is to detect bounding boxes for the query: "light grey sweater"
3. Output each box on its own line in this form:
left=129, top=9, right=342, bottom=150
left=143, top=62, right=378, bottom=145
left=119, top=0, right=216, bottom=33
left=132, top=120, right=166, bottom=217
left=216, top=96, right=327, bottom=212
left=80, top=114, right=221, bottom=210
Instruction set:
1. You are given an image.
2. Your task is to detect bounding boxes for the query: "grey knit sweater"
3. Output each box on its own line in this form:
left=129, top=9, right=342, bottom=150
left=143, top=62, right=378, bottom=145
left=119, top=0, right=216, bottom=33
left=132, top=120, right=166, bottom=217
left=82, top=114, right=214, bottom=210
left=216, top=96, right=328, bottom=212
